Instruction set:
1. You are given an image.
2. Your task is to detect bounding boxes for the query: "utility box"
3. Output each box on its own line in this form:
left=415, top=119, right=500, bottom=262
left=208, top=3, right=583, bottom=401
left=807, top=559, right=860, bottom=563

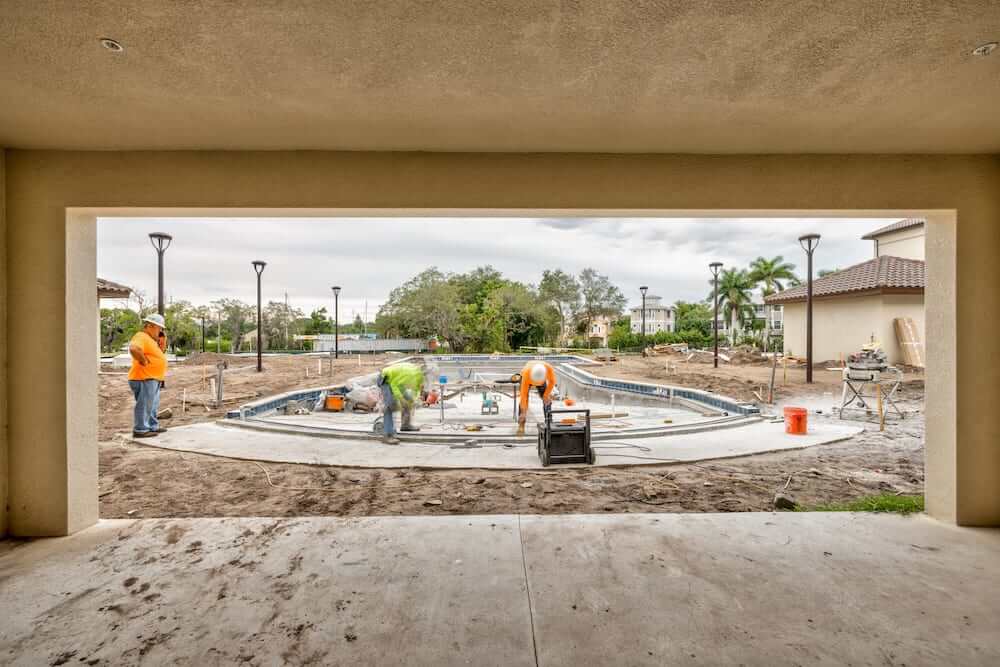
left=537, top=409, right=594, bottom=466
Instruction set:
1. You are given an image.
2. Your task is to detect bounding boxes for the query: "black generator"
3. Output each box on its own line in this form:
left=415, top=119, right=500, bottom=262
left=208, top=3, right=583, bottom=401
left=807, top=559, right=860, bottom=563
left=537, top=408, right=594, bottom=466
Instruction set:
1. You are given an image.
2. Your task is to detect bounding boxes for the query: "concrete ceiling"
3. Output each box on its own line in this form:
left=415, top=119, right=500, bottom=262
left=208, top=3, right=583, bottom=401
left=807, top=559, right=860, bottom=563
left=1, top=1, right=999, bottom=153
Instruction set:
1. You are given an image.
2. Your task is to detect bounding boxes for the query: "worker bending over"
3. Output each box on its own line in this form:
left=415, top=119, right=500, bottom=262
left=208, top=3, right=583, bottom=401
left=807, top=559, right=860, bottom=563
left=378, top=362, right=425, bottom=444
left=517, top=361, right=556, bottom=436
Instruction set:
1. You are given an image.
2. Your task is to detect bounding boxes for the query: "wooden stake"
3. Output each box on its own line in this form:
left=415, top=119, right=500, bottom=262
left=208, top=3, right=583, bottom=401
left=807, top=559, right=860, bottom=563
left=782, top=355, right=787, bottom=384
left=876, top=383, right=885, bottom=432
left=768, top=351, right=777, bottom=403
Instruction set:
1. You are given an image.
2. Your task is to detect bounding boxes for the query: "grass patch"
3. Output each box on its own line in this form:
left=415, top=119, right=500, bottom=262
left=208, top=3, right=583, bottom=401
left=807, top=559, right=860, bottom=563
left=798, top=493, right=924, bottom=515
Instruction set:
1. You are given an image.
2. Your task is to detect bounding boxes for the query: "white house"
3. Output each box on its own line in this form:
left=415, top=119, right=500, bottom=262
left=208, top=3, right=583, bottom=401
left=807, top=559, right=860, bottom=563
left=862, top=218, right=924, bottom=260
left=765, top=254, right=924, bottom=365
left=629, top=295, right=674, bottom=334
left=586, top=314, right=614, bottom=346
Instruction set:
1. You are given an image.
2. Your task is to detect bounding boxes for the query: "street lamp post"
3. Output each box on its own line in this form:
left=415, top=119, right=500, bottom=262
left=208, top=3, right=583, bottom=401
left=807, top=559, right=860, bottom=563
left=332, top=286, right=341, bottom=360
left=252, top=261, right=267, bottom=373
left=798, top=234, right=821, bottom=383
left=639, top=286, right=648, bottom=349
left=201, top=314, right=206, bottom=353
left=709, top=262, right=723, bottom=369
left=148, top=232, right=173, bottom=315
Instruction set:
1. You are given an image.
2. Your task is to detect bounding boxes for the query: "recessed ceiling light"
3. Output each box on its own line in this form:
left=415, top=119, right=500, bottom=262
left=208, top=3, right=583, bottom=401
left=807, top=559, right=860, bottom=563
left=972, top=42, right=997, bottom=56
left=99, top=37, right=124, bottom=53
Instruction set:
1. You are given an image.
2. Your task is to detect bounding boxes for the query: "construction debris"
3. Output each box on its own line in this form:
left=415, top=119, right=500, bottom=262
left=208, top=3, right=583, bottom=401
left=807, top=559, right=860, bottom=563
left=894, top=317, right=925, bottom=368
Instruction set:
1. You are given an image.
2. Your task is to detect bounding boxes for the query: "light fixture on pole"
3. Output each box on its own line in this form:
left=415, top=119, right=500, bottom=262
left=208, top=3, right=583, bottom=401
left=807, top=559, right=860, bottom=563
left=252, top=261, right=267, bottom=373
left=798, top=234, right=821, bottom=383
left=709, top=262, right=723, bottom=369
left=148, top=232, right=173, bottom=315
left=332, top=286, right=341, bottom=360
left=639, top=286, right=649, bottom=348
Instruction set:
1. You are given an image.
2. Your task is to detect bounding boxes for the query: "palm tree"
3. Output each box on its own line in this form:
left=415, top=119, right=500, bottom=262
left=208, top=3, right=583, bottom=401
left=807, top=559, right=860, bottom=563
left=749, top=256, right=799, bottom=350
left=708, top=268, right=755, bottom=346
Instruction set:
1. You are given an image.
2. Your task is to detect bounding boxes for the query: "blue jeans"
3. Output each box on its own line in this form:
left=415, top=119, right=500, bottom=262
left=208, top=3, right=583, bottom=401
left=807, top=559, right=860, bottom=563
left=380, top=383, right=412, bottom=436
left=129, top=379, right=161, bottom=434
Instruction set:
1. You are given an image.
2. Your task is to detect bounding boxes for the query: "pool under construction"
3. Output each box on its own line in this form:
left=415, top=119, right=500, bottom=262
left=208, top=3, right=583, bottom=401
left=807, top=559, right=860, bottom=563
left=225, top=355, right=763, bottom=444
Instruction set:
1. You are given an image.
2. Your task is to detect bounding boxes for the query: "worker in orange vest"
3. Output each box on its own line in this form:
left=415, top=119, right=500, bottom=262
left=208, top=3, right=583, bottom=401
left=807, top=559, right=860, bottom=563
left=127, top=313, right=168, bottom=438
left=516, top=361, right=556, bottom=436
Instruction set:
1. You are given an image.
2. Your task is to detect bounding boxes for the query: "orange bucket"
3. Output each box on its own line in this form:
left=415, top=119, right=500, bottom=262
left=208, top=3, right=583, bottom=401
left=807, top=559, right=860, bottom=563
left=783, top=406, right=808, bottom=435
left=325, top=395, right=345, bottom=412
left=564, top=398, right=575, bottom=406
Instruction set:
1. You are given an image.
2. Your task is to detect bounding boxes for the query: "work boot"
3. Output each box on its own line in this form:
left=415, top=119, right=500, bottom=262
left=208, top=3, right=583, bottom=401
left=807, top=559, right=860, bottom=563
left=132, top=431, right=158, bottom=439
left=382, top=436, right=401, bottom=445
left=155, top=427, right=168, bottom=433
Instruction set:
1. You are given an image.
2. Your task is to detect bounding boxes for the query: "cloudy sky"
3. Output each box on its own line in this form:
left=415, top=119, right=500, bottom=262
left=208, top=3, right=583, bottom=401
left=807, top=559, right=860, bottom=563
left=97, top=217, right=897, bottom=319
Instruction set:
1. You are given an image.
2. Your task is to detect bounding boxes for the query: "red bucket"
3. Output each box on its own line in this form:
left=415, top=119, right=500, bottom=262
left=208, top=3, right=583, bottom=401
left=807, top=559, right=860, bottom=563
left=783, top=406, right=808, bottom=435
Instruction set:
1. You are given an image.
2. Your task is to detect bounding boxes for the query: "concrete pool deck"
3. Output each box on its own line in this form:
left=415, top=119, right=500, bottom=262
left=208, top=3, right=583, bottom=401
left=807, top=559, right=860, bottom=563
left=3, top=514, right=998, bottom=665
left=135, top=419, right=862, bottom=469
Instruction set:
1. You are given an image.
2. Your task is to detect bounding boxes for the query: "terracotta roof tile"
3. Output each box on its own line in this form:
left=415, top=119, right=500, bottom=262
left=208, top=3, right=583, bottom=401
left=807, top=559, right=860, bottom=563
left=97, top=277, right=132, bottom=297
left=764, top=256, right=924, bottom=304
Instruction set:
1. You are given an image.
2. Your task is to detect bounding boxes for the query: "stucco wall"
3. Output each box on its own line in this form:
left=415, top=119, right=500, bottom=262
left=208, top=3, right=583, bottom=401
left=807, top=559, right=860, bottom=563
left=2, top=152, right=998, bottom=533
left=782, top=293, right=924, bottom=365
left=877, top=227, right=925, bottom=260
left=0, top=149, right=6, bottom=537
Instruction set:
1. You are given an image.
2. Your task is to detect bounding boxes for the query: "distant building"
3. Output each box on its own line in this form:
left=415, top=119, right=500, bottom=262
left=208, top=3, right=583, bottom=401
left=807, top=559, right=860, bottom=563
left=766, top=255, right=924, bottom=365
left=586, top=315, right=613, bottom=346
left=862, top=218, right=924, bottom=260
left=629, top=295, right=674, bottom=334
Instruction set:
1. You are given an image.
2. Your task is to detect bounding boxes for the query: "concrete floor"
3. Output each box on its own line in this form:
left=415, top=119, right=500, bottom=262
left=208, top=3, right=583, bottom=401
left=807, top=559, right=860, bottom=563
left=2, top=514, right=997, bottom=666
left=140, top=419, right=861, bottom=469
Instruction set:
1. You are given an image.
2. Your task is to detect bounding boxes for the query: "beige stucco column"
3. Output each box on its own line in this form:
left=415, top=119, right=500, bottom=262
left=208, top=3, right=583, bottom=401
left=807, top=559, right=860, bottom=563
left=0, top=148, right=7, bottom=537
left=2, top=152, right=997, bottom=535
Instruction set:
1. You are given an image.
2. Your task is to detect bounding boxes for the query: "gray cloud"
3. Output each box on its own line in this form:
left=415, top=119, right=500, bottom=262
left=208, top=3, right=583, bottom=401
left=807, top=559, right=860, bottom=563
left=98, top=216, right=899, bottom=316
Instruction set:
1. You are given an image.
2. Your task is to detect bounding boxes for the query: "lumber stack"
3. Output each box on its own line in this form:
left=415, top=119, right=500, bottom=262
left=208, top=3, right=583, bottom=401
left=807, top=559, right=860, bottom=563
left=893, top=317, right=925, bottom=368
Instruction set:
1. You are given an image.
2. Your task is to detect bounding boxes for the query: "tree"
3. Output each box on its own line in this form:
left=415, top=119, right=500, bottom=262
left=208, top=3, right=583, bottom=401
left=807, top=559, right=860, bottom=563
left=376, top=268, right=466, bottom=350
left=164, top=300, right=200, bottom=352
left=672, top=300, right=714, bottom=339
left=263, top=301, right=303, bottom=350
left=539, top=269, right=581, bottom=345
left=100, top=308, right=141, bottom=353
left=129, top=288, right=154, bottom=318
left=303, top=307, right=334, bottom=335
left=577, top=268, right=626, bottom=347
left=708, top=268, right=755, bottom=345
left=749, top=255, right=799, bottom=350
left=212, top=298, right=253, bottom=352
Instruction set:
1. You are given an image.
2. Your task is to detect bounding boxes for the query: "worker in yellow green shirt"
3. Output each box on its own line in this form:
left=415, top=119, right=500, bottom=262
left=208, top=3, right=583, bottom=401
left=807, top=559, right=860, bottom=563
left=377, top=362, right=426, bottom=444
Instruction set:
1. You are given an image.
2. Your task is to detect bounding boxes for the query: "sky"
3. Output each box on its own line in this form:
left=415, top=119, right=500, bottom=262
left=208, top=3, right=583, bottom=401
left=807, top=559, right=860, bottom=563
left=97, top=217, right=898, bottom=319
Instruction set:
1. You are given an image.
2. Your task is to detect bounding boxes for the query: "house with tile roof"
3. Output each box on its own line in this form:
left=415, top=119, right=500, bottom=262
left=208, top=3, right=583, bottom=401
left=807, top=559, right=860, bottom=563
left=765, top=225, right=925, bottom=365
left=862, top=218, right=925, bottom=260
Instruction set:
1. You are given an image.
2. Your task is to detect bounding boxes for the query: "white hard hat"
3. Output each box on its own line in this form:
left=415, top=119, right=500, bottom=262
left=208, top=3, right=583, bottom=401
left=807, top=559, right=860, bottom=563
left=529, top=363, right=547, bottom=384
left=143, top=313, right=166, bottom=329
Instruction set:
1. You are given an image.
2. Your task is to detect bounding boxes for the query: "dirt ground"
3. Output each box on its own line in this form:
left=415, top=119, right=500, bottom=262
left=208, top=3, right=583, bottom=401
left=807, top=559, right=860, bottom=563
left=99, top=353, right=926, bottom=518
left=99, top=352, right=391, bottom=440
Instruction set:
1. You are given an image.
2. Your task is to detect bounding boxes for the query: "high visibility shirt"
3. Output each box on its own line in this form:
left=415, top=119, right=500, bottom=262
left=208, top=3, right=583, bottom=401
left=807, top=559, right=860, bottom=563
left=381, top=363, right=424, bottom=406
left=128, top=331, right=167, bottom=381
left=518, top=361, right=556, bottom=412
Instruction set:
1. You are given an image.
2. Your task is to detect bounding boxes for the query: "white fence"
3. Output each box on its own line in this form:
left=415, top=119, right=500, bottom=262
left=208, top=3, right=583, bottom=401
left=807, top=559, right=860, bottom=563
left=314, top=337, right=428, bottom=353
